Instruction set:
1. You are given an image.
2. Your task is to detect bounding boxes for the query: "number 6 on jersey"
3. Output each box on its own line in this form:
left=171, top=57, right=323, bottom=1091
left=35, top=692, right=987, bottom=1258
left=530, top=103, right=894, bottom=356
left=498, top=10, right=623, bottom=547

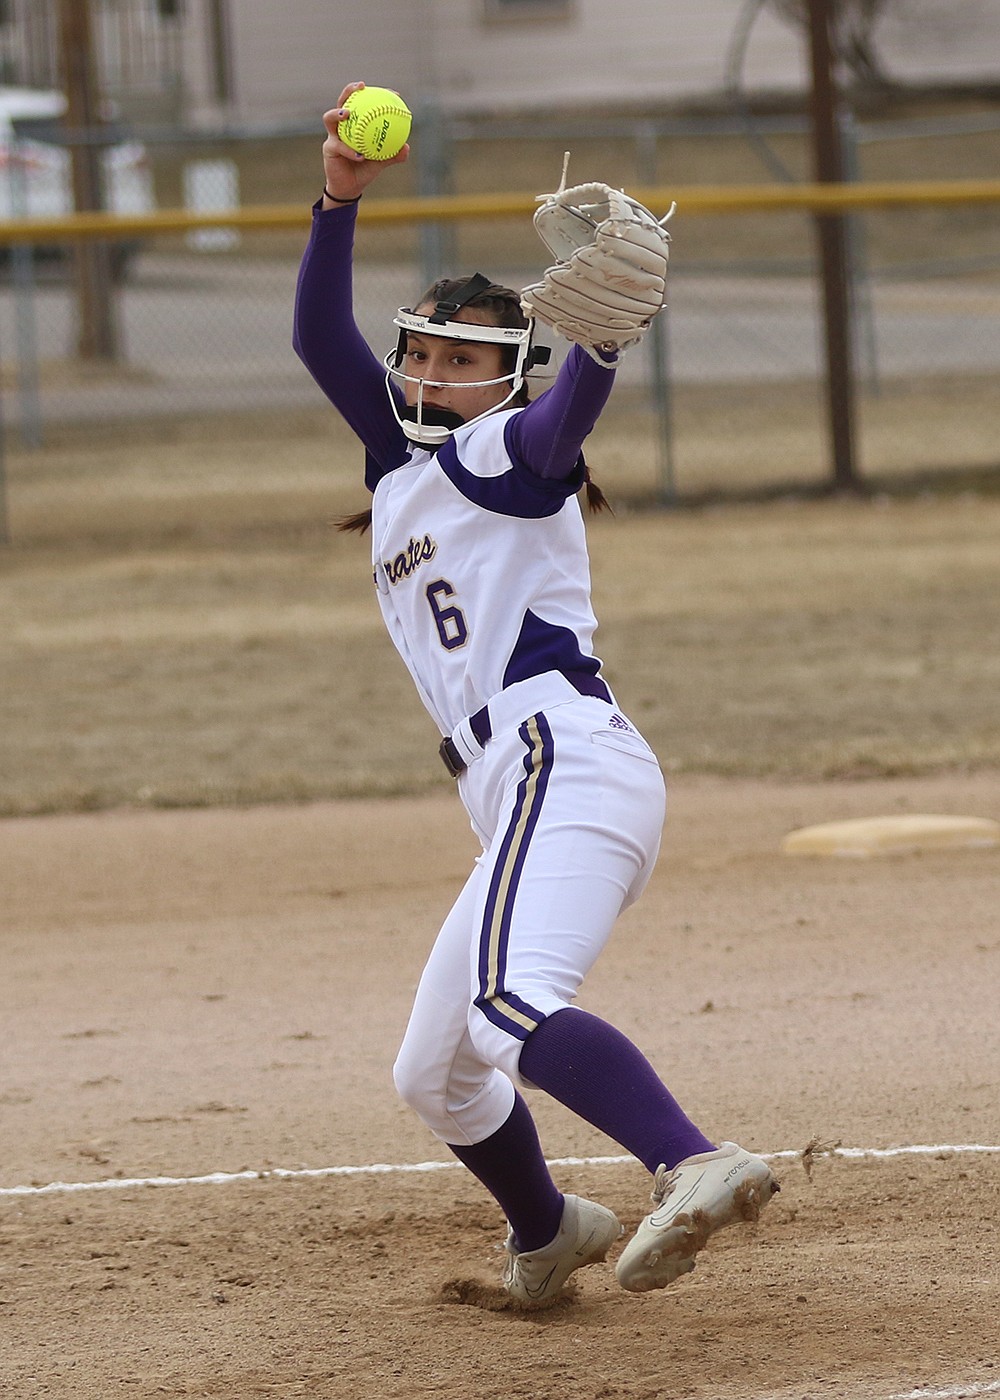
left=426, top=578, right=468, bottom=650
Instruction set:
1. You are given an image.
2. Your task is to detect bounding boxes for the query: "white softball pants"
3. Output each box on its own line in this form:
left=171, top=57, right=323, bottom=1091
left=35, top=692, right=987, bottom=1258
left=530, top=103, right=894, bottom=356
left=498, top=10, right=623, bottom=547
left=392, top=695, right=666, bottom=1147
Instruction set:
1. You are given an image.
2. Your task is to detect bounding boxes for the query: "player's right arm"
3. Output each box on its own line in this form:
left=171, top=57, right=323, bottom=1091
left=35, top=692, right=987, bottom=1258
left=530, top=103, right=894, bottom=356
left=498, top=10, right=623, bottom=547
left=293, top=87, right=410, bottom=481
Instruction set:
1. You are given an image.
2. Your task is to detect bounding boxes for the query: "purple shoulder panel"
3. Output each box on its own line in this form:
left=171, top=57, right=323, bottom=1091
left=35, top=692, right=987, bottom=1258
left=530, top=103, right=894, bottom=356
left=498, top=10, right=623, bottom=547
left=437, top=435, right=579, bottom=518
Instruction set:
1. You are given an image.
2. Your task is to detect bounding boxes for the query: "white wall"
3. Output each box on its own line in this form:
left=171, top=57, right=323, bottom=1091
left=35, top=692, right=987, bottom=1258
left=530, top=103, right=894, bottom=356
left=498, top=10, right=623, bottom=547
left=181, top=0, right=427, bottom=125
left=878, top=0, right=1000, bottom=84
left=180, top=0, right=1000, bottom=126
left=428, top=0, right=804, bottom=112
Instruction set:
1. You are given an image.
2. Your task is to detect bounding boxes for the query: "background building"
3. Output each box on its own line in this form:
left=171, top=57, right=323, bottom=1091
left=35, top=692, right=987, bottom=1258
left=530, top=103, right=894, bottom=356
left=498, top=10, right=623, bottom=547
left=1, top=0, right=999, bottom=130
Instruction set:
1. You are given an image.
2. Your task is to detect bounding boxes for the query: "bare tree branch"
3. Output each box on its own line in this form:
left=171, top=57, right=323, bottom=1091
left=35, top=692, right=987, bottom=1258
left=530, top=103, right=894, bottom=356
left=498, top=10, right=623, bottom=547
left=766, top=0, right=892, bottom=88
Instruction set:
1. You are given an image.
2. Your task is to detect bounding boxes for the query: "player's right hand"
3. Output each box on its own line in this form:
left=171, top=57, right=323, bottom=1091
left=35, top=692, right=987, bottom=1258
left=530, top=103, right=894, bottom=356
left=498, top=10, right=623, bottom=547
left=321, top=81, right=409, bottom=204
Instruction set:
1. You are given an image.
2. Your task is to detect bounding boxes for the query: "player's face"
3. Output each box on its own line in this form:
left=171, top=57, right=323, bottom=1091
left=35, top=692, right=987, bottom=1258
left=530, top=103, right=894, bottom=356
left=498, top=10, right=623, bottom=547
left=404, top=307, right=511, bottom=423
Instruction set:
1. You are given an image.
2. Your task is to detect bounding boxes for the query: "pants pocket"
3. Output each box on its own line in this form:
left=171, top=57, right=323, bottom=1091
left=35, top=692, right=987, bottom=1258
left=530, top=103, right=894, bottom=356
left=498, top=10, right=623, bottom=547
left=590, top=728, right=660, bottom=764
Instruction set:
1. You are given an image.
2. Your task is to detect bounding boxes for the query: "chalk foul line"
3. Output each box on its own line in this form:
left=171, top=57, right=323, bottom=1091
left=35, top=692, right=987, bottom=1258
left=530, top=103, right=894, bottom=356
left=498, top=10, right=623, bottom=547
left=1, top=1141, right=998, bottom=1199
left=889, top=1384, right=1000, bottom=1400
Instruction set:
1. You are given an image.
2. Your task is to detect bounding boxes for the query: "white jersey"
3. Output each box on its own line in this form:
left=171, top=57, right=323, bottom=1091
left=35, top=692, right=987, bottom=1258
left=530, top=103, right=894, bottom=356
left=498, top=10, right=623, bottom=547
left=370, top=409, right=605, bottom=737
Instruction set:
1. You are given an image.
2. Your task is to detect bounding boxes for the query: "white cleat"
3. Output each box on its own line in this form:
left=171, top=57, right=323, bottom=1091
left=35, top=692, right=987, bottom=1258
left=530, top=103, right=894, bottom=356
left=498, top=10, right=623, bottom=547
left=503, top=1194, right=623, bottom=1306
left=615, top=1141, right=779, bottom=1293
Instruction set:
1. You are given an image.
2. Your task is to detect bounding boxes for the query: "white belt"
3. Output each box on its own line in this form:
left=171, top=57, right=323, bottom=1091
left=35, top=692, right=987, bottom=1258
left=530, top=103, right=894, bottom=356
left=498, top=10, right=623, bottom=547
left=441, top=670, right=613, bottom=777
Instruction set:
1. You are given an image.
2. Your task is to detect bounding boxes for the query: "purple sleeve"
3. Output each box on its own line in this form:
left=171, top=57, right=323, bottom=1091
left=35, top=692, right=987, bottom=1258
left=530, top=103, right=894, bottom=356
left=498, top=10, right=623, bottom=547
left=293, top=200, right=408, bottom=485
left=506, top=345, right=617, bottom=481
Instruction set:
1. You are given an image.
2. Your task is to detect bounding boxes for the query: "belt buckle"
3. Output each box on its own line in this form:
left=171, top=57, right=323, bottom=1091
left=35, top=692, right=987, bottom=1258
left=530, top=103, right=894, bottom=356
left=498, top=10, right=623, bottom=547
left=439, top=736, right=466, bottom=779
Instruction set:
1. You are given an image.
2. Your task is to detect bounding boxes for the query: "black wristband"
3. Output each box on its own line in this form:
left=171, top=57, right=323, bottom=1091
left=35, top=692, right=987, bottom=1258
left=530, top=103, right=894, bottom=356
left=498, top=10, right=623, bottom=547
left=323, top=186, right=361, bottom=204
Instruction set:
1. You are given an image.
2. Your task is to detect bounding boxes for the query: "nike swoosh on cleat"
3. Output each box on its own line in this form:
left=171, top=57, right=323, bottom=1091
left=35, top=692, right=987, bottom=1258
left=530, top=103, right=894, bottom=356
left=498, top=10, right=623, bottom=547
left=649, top=1171, right=705, bottom=1226
left=524, top=1265, right=559, bottom=1299
left=573, top=1227, right=599, bottom=1257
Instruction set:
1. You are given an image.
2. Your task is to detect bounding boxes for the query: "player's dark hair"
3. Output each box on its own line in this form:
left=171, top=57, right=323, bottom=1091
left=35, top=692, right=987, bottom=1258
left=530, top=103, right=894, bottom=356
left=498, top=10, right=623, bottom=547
left=335, top=276, right=609, bottom=534
left=336, top=508, right=376, bottom=534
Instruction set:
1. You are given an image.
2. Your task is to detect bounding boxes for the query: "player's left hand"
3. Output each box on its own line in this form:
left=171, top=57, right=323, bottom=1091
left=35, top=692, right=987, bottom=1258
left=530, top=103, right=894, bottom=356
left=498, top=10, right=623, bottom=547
left=321, top=81, right=409, bottom=204
left=520, top=156, right=673, bottom=365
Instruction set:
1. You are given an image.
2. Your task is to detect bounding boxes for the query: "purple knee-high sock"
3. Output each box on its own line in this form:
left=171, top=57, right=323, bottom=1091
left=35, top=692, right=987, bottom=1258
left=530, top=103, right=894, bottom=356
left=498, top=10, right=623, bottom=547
left=518, top=1006, right=716, bottom=1174
left=448, top=1092, right=564, bottom=1253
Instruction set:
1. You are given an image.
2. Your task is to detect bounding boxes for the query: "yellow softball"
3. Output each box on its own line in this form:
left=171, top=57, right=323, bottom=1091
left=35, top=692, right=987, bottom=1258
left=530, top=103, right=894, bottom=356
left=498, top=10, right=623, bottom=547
left=339, top=86, right=412, bottom=161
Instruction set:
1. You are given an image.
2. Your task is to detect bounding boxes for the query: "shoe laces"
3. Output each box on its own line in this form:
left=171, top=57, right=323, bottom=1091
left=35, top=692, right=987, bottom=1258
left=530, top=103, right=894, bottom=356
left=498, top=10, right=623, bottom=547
left=650, top=1163, right=676, bottom=1207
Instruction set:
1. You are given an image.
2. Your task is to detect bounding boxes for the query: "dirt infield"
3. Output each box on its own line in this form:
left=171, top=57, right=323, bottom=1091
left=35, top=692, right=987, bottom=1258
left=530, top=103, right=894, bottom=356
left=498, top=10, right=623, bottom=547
left=2, top=423, right=999, bottom=1395
left=3, top=773, right=999, bottom=1399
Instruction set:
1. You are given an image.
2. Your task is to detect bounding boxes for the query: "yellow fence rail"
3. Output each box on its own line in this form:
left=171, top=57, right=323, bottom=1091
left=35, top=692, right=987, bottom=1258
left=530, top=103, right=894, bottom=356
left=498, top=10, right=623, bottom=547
left=2, top=178, right=1000, bottom=244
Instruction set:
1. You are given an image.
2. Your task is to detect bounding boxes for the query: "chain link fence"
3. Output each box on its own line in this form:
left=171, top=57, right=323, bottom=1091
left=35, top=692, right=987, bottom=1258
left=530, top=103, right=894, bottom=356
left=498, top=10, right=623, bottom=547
left=1, top=108, right=999, bottom=515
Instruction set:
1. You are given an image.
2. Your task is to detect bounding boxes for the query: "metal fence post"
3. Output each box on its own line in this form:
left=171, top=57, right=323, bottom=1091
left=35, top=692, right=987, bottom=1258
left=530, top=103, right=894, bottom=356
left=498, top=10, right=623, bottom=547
left=636, top=121, right=676, bottom=504
left=10, top=140, right=44, bottom=450
left=841, top=108, right=880, bottom=395
left=415, top=97, right=455, bottom=291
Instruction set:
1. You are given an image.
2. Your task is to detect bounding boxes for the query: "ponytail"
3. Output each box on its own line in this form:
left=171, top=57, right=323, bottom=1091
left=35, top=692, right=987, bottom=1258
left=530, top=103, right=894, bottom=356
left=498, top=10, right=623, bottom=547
left=335, top=508, right=373, bottom=534
left=584, top=464, right=612, bottom=516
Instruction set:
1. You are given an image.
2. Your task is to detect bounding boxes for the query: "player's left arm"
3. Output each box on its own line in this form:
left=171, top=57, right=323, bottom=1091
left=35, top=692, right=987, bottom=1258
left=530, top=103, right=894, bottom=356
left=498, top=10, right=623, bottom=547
left=506, top=345, right=617, bottom=482
left=509, top=158, right=671, bottom=484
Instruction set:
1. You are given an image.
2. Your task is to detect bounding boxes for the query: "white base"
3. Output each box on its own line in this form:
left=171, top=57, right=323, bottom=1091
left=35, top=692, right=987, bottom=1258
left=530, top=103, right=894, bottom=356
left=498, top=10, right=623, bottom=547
left=782, top=814, right=1000, bottom=858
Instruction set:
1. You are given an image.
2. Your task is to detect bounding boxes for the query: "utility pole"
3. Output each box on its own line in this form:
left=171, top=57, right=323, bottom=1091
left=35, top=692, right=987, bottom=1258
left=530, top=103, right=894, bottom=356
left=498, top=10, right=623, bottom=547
left=806, top=0, right=859, bottom=490
left=57, top=0, right=120, bottom=361
left=205, top=0, right=235, bottom=108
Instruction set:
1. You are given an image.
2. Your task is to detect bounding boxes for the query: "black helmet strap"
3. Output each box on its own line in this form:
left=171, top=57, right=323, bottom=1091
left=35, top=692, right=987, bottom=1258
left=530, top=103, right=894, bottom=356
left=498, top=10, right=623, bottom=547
left=428, top=272, right=493, bottom=324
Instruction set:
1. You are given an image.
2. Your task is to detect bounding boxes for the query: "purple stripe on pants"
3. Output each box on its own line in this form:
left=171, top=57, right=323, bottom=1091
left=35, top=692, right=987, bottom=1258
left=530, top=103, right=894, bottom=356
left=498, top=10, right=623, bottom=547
left=474, top=713, right=554, bottom=1040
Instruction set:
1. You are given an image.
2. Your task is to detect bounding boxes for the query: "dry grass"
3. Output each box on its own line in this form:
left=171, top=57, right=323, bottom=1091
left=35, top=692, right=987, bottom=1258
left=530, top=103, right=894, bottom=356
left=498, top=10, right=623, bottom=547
left=591, top=375, right=1000, bottom=500
left=2, top=403, right=999, bottom=816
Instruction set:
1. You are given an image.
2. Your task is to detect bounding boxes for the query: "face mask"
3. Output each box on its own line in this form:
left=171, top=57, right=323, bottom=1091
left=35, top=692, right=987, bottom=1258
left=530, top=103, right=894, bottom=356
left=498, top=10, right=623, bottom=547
left=383, top=276, right=549, bottom=446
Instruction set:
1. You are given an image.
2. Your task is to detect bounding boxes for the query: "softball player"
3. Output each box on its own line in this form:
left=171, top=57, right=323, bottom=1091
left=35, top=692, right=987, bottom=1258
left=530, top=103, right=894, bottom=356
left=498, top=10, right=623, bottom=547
left=294, top=83, right=778, bottom=1305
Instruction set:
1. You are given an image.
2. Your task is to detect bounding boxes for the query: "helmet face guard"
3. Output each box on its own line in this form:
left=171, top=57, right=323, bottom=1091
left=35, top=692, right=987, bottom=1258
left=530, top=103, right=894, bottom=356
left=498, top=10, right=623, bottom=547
left=383, top=274, right=550, bottom=446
